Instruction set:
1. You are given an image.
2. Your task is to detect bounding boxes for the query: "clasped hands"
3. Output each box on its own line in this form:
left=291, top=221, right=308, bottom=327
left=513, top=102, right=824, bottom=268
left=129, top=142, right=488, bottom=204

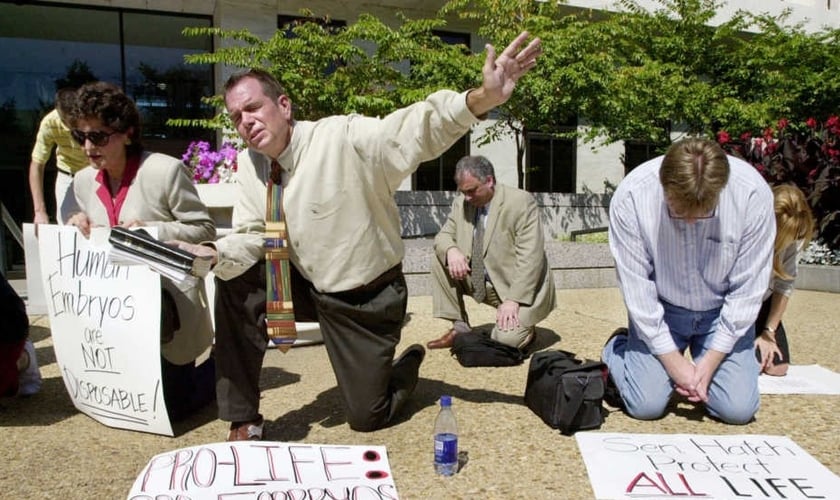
left=659, top=349, right=726, bottom=403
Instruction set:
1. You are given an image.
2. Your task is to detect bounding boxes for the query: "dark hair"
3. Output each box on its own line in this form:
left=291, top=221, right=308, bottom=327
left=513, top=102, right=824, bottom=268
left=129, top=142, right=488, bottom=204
left=54, top=88, right=77, bottom=125
left=455, top=155, right=496, bottom=183
left=660, top=137, right=729, bottom=215
left=70, top=81, right=143, bottom=157
left=223, top=68, right=287, bottom=101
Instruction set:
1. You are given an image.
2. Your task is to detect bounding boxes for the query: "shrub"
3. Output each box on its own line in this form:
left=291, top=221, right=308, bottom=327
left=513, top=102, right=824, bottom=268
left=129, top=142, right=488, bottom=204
left=718, top=117, right=840, bottom=250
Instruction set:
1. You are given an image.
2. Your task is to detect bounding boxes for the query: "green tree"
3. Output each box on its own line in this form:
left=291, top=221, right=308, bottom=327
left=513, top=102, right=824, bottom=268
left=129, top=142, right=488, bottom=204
left=55, top=59, right=97, bottom=90
left=439, top=0, right=578, bottom=187
left=173, top=1, right=840, bottom=188
left=714, top=10, right=840, bottom=131
left=554, top=0, right=739, bottom=149
left=559, top=0, right=840, bottom=149
left=176, top=13, right=477, bottom=128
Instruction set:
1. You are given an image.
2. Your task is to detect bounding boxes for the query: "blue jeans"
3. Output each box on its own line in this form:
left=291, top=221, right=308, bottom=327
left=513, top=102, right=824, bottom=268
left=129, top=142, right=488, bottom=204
left=602, top=300, right=760, bottom=424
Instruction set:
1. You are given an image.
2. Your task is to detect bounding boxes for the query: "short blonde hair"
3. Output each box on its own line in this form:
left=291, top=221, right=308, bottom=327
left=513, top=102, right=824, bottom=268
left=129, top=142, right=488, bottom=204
left=772, top=184, right=814, bottom=280
left=660, top=138, right=730, bottom=216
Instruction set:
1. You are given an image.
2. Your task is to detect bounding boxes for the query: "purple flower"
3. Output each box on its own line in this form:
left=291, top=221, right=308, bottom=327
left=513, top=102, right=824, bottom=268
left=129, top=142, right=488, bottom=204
left=182, top=140, right=240, bottom=184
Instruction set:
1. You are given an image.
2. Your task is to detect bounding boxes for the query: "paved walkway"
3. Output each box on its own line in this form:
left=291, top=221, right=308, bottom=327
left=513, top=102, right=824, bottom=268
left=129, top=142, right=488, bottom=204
left=3, top=286, right=839, bottom=498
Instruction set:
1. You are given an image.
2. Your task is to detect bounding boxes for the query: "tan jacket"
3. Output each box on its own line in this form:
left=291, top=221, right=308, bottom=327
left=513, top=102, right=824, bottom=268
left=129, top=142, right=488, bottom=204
left=65, top=151, right=216, bottom=364
left=213, top=89, right=479, bottom=292
left=434, top=184, right=556, bottom=327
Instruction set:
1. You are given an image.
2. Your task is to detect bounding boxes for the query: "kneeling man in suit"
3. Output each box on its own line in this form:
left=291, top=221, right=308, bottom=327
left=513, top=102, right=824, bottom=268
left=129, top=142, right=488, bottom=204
left=428, top=155, right=556, bottom=350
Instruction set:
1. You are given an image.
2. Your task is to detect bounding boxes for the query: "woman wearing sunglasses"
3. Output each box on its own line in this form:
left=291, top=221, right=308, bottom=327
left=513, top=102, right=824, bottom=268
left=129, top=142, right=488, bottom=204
left=62, top=81, right=216, bottom=422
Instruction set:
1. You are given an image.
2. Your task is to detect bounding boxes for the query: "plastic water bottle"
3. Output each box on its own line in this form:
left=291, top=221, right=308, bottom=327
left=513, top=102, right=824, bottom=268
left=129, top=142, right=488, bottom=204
left=433, top=395, right=458, bottom=476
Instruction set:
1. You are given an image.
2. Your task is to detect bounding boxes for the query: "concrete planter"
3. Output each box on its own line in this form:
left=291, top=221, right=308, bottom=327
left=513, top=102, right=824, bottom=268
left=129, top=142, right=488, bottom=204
left=796, top=264, right=840, bottom=293
left=195, top=183, right=236, bottom=231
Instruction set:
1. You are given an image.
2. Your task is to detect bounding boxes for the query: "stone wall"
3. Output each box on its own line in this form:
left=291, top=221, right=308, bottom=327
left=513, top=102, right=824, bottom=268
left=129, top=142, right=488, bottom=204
left=402, top=237, right=616, bottom=296
left=396, top=190, right=612, bottom=239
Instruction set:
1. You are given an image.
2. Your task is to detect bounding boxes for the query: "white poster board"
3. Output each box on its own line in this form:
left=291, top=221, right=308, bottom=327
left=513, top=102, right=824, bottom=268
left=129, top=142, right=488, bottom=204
left=23, top=223, right=48, bottom=315
left=577, top=432, right=840, bottom=500
left=759, top=364, right=840, bottom=394
left=128, top=442, right=398, bottom=499
left=37, top=224, right=172, bottom=435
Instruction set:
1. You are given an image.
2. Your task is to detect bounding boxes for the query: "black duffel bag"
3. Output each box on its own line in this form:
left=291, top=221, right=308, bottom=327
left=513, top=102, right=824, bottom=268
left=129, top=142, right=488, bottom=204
left=450, top=331, right=526, bottom=367
left=524, top=350, right=606, bottom=435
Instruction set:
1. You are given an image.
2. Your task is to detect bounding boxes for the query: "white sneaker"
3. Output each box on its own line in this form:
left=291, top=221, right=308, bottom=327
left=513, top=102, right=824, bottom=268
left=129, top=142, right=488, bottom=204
left=17, top=340, right=41, bottom=396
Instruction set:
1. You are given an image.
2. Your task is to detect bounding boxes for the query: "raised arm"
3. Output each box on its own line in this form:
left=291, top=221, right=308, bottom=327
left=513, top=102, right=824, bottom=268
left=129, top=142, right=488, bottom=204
left=466, top=31, right=542, bottom=118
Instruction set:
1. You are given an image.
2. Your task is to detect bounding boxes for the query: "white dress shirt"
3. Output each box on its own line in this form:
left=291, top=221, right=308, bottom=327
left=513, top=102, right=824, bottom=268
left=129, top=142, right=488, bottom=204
left=609, top=154, right=775, bottom=355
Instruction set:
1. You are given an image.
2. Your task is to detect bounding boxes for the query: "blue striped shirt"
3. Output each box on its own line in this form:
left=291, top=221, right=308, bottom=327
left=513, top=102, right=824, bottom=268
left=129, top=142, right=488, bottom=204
left=609, top=155, right=775, bottom=355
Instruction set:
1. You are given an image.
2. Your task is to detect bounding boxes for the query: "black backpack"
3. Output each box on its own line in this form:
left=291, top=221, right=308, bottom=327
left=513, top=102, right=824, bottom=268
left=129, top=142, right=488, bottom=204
left=449, top=332, right=526, bottom=367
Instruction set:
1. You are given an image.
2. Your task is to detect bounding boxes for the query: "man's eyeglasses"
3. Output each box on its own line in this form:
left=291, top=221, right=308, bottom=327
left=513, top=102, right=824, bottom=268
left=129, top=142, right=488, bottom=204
left=71, top=129, right=118, bottom=147
left=667, top=205, right=716, bottom=220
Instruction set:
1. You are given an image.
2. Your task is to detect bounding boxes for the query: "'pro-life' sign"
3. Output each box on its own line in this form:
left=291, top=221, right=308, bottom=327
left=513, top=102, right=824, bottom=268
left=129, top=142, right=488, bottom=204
left=128, top=442, right=398, bottom=499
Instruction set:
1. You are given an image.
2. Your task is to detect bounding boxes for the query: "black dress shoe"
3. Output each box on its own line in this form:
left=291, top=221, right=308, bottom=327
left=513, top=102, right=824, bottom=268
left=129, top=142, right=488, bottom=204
left=393, top=343, right=426, bottom=368
left=426, top=329, right=458, bottom=349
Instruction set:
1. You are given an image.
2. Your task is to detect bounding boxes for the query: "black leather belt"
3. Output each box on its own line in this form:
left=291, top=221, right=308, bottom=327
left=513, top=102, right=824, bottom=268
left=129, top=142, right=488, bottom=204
left=340, top=264, right=403, bottom=295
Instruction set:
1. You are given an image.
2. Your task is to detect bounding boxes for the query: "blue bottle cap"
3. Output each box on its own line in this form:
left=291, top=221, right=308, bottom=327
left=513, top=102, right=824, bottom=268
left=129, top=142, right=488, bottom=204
left=440, top=395, right=451, bottom=407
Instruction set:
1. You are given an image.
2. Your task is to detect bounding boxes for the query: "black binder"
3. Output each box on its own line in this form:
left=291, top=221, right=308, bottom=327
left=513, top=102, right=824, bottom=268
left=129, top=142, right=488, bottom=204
left=108, top=227, right=212, bottom=279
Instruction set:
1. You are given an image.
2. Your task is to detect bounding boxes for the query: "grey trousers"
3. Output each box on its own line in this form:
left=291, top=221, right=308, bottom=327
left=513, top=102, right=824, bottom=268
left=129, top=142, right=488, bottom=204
left=310, top=265, right=414, bottom=431
left=214, top=261, right=416, bottom=431
left=431, top=253, right=534, bottom=349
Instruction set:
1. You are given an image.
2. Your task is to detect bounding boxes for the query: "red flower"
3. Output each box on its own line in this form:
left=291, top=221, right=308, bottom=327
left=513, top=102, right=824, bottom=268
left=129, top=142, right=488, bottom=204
left=806, top=117, right=818, bottom=129
left=777, top=118, right=789, bottom=130
left=763, top=127, right=775, bottom=141
left=716, top=130, right=731, bottom=145
left=740, top=132, right=752, bottom=142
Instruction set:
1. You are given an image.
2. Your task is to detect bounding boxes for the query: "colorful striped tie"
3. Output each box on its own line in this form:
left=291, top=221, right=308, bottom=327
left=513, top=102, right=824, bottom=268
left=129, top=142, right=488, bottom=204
left=265, top=160, right=296, bottom=352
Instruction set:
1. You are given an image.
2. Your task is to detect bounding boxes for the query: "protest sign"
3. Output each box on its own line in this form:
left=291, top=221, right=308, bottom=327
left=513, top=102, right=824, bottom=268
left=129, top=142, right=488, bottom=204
left=23, top=223, right=47, bottom=314
left=759, top=364, right=840, bottom=395
left=127, top=441, right=399, bottom=499
left=37, top=224, right=172, bottom=435
left=577, top=432, right=840, bottom=499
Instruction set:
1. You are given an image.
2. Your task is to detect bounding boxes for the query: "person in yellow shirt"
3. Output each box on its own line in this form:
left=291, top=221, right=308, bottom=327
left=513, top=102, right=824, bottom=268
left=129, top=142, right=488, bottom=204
left=28, top=88, right=89, bottom=224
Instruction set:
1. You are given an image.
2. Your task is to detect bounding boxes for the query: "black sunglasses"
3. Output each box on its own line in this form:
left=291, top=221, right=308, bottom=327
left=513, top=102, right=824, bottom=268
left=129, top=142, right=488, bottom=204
left=71, top=129, right=118, bottom=147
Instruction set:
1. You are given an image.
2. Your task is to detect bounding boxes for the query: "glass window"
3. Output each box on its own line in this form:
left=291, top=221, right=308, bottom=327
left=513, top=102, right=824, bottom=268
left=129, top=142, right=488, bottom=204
left=0, top=2, right=213, bottom=239
left=413, top=31, right=471, bottom=191
left=123, top=12, right=214, bottom=155
left=623, top=142, right=663, bottom=174
left=278, top=14, right=346, bottom=33
left=415, top=134, right=470, bottom=191
left=526, top=132, right=576, bottom=193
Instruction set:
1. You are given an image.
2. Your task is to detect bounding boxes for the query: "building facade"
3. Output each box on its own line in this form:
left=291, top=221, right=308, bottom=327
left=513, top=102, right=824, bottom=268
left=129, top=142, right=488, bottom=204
left=1, top=0, right=837, bottom=255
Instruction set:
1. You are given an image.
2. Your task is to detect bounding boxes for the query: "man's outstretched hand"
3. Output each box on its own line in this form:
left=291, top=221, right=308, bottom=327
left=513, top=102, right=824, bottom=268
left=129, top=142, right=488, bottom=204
left=467, top=31, right=542, bottom=117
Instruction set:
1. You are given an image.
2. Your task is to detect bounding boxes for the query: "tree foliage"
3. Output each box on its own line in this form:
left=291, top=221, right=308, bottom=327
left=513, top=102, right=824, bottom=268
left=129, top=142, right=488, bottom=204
left=178, top=13, right=478, bottom=127
left=174, top=0, right=840, bottom=188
